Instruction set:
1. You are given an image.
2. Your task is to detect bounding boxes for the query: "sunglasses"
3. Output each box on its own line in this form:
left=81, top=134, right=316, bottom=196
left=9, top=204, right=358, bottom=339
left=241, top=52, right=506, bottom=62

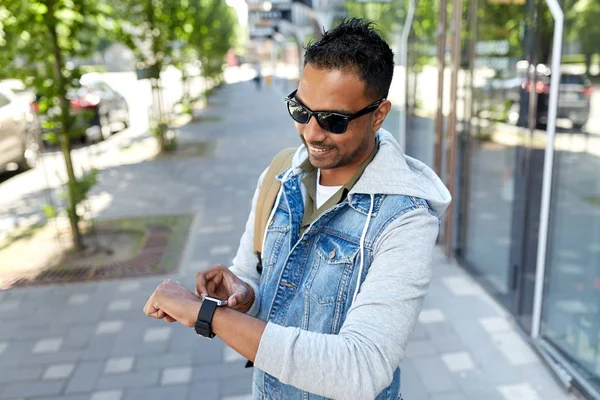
left=284, top=89, right=385, bottom=134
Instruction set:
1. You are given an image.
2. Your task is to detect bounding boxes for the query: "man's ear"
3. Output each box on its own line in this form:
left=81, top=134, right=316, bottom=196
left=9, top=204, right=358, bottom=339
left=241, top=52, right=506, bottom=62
left=372, top=100, right=392, bottom=132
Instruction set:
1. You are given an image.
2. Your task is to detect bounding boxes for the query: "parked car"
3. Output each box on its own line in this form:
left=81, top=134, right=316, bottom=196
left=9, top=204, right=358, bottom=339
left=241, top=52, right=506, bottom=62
left=0, top=85, right=42, bottom=172
left=36, top=75, right=130, bottom=143
left=536, top=73, right=594, bottom=130
left=476, top=63, right=594, bottom=130
left=517, top=69, right=593, bottom=129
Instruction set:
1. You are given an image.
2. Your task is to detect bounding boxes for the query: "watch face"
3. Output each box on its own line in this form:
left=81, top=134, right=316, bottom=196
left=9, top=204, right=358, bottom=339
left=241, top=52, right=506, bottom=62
left=203, top=296, right=228, bottom=306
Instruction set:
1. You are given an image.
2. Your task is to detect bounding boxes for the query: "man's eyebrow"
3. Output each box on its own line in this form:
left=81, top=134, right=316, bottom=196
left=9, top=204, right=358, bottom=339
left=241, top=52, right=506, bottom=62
left=294, top=93, right=353, bottom=115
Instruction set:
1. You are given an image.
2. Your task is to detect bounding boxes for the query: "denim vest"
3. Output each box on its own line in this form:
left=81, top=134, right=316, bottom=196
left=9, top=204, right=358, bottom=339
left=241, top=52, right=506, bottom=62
left=253, top=169, right=429, bottom=400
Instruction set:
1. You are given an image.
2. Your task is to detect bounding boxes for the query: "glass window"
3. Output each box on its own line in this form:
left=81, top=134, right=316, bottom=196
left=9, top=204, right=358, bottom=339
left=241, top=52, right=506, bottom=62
left=542, top=0, right=600, bottom=391
left=461, top=0, right=531, bottom=300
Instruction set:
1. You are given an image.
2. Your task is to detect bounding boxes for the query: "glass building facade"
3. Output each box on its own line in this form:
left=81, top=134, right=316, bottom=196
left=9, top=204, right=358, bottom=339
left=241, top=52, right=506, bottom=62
left=400, top=0, right=600, bottom=396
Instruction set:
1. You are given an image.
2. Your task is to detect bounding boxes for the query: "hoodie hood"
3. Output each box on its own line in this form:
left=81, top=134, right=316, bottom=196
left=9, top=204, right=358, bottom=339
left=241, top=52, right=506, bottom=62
left=289, top=128, right=451, bottom=217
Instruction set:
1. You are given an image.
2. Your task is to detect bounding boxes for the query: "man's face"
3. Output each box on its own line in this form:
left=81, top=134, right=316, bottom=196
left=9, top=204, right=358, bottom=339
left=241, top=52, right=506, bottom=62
left=294, top=64, right=390, bottom=170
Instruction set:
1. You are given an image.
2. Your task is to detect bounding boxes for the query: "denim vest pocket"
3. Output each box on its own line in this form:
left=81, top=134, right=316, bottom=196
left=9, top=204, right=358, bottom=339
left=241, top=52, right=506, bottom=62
left=262, top=224, right=290, bottom=290
left=308, top=234, right=360, bottom=306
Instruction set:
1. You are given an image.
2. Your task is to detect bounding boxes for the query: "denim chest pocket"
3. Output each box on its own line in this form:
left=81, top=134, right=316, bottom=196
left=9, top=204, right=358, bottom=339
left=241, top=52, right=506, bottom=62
left=263, top=223, right=290, bottom=280
left=307, top=234, right=360, bottom=305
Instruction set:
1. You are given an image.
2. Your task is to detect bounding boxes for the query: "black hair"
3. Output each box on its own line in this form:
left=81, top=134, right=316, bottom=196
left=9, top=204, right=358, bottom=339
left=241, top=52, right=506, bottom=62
left=303, top=18, right=394, bottom=100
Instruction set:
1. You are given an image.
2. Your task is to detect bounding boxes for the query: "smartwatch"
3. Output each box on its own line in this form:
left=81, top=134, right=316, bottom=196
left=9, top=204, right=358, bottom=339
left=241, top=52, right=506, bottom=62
left=195, top=296, right=227, bottom=339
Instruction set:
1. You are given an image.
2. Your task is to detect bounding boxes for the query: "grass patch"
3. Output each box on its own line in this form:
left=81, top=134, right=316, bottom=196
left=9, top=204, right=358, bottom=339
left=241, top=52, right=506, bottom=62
left=3, top=215, right=193, bottom=288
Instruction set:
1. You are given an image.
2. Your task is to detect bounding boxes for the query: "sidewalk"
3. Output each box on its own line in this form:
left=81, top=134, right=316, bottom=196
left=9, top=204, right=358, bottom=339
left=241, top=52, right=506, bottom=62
left=0, top=78, right=573, bottom=400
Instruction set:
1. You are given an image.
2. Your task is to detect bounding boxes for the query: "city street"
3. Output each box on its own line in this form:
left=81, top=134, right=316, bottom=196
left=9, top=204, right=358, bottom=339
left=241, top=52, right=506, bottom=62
left=0, top=73, right=574, bottom=400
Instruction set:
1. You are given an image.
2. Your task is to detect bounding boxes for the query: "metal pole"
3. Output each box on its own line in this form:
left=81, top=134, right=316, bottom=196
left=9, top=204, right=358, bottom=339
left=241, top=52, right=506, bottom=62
left=444, top=0, right=462, bottom=257
left=531, top=0, right=564, bottom=339
left=434, top=0, right=447, bottom=176
left=398, top=0, right=416, bottom=150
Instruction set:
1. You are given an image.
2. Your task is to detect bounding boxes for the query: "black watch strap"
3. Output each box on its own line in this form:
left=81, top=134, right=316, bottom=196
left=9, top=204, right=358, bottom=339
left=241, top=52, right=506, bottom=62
left=195, top=299, right=218, bottom=338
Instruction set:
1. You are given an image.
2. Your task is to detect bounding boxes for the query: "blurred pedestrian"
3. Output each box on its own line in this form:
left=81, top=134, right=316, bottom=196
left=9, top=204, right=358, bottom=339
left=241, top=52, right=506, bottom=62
left=253, top=64, right=262, bottom=90
left=144, top=18, right=451, bottom=399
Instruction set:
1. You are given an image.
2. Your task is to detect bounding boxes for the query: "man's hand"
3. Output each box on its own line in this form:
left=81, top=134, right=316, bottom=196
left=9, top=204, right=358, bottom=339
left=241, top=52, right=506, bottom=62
left=143, top=279, right=202, bottom=327
left=196, top=265, right=253, bottom=310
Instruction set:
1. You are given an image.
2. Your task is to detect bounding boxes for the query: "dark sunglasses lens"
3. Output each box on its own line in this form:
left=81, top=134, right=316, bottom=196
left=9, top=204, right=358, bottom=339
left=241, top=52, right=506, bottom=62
left=317, top=113, right=348, bottom=134
left=287, top=102, right=310, bottom=124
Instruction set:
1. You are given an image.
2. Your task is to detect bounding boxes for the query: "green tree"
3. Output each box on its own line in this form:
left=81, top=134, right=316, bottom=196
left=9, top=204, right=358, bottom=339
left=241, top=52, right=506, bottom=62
left=0, top=0, right=112, bottom=251
left=567, top=0, right=600, bottom=75
left=109, top=0, right=184, bottom=151
left=188, top=0, right=238, bottom=95
left=109, top=0, right=237, bottom=146
left=344, top=1, right=403, bottom=44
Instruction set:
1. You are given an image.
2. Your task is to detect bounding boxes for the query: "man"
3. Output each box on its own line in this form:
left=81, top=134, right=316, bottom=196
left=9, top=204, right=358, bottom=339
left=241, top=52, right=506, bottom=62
left=144, top=18, right=451, bottom=399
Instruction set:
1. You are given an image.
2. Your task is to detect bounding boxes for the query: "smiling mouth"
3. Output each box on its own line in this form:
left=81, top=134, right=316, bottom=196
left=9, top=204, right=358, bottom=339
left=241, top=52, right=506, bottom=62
left=308, top=145, right=335, bottom=155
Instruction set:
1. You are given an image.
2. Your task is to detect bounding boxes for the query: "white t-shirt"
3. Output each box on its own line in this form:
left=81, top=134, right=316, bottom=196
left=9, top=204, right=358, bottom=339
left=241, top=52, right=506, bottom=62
left=316, top=169, right=343, bottom=209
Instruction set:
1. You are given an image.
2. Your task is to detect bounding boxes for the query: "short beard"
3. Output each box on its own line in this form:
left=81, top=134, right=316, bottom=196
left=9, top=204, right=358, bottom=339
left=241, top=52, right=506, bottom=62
left=301, top=132, right=372, bottom=170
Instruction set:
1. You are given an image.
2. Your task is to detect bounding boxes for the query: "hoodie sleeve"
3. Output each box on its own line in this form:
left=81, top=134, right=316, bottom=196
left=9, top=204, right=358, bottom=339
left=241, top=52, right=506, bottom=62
left=228, top=167, right=268, bottom=317
left=253, top=206, right=439, bottom=399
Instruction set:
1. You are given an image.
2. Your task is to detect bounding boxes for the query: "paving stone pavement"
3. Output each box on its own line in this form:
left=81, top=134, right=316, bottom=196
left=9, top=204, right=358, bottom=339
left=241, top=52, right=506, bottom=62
left=0, top=77, right=576, bottom=399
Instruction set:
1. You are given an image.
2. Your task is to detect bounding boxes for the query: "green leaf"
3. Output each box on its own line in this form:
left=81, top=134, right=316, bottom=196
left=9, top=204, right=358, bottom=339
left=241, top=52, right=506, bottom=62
left=42, top=132, right=58, bottom=144
left=41, top=204, right=58, bottom=219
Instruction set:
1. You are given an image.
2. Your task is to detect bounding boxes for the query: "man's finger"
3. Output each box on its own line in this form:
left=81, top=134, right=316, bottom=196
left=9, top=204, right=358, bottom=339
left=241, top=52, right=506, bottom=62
left=143, top=291, right=157, bottom=315
left=164, top=315, right=177, bottom=323
left=196, top=273, right=208, bottom=296
left=206, top=279, right=218, bottom=295
left=199, top=265, right=226, bottom=280
left=146, top=305, right=166, bottom=319
left=227, top=291, right=246, bottom=309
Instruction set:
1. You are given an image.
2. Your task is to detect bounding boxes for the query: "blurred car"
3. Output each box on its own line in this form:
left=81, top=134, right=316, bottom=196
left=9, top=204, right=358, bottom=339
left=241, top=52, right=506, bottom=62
left=536, top=73, right=594, bottom=130
left=476, top=63, right=594, bottom=130
left=0, top=85, right=42, bottom=172
left=37, top=75, right=130, bottom=143
left=518, top=69, right=593, bottom=129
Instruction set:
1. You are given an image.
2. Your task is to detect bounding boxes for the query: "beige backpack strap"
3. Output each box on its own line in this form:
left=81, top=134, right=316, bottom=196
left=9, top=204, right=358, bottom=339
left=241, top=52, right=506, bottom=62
left=253, top=147, right=297, bottom=259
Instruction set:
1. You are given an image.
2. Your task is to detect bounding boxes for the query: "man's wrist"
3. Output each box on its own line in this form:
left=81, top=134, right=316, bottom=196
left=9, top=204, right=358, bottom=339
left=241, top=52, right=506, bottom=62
left=188, top=300, right=202, bottom=328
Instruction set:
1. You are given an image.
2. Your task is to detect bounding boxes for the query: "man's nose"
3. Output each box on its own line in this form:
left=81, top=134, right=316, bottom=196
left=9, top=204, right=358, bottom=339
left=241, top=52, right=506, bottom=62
left=303, top=115, right=328, bottom=143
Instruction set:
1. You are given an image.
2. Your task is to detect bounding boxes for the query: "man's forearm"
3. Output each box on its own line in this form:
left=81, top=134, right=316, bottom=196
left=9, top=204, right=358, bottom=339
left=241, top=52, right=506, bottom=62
left=212, top=306, right=266, bottom=362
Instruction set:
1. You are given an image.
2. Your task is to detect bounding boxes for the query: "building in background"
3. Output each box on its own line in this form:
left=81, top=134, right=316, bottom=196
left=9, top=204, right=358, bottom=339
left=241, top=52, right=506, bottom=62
left=402, top=0, right=600, bottom=397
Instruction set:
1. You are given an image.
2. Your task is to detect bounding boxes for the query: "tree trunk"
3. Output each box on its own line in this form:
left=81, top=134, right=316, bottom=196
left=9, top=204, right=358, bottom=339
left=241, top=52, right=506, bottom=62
left=146, top=0, right=168, bottom=151
left=181, top=65, right=190, bottom=113
left=585, top=53, right=592, bottom=76
left=46, top=0, right=84, bottom=251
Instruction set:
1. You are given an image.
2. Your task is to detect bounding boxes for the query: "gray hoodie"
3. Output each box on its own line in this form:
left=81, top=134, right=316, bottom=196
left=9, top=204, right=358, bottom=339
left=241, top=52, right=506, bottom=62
left=230, top=128, right=451, bottom=399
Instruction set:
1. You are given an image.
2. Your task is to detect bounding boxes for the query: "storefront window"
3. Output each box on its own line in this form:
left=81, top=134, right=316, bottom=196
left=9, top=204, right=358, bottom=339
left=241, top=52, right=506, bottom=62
left=461, top=0, right=530, bottom=301
left=542, top=0, right=600, bottom=389
left=403, top=0, right=440, bottom=168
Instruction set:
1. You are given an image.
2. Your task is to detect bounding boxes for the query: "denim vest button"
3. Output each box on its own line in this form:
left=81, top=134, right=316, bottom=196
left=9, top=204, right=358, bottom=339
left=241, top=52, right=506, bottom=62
left=328, top=246, right=336, bottom=260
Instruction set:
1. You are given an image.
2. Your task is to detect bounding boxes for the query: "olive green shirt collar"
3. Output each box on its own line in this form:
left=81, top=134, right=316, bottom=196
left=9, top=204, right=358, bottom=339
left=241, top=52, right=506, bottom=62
left=299, top=142, right=379, bottom=235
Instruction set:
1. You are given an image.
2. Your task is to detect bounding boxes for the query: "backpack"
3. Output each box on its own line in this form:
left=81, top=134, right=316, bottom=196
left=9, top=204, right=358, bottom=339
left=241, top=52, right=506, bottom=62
left=244, top=147, right=295, bottom=369
left=253, top=147, right=296, bottom=274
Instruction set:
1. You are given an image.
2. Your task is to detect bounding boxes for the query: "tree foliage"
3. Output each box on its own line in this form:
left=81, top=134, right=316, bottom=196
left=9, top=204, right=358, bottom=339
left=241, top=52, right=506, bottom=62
left=189, top=0, right=238, bottom=84
left=108, top=0, right=238, bottom=144
left=566, top=0, right=600, bottom=74
left=0, top=0, right=114, bottom=250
